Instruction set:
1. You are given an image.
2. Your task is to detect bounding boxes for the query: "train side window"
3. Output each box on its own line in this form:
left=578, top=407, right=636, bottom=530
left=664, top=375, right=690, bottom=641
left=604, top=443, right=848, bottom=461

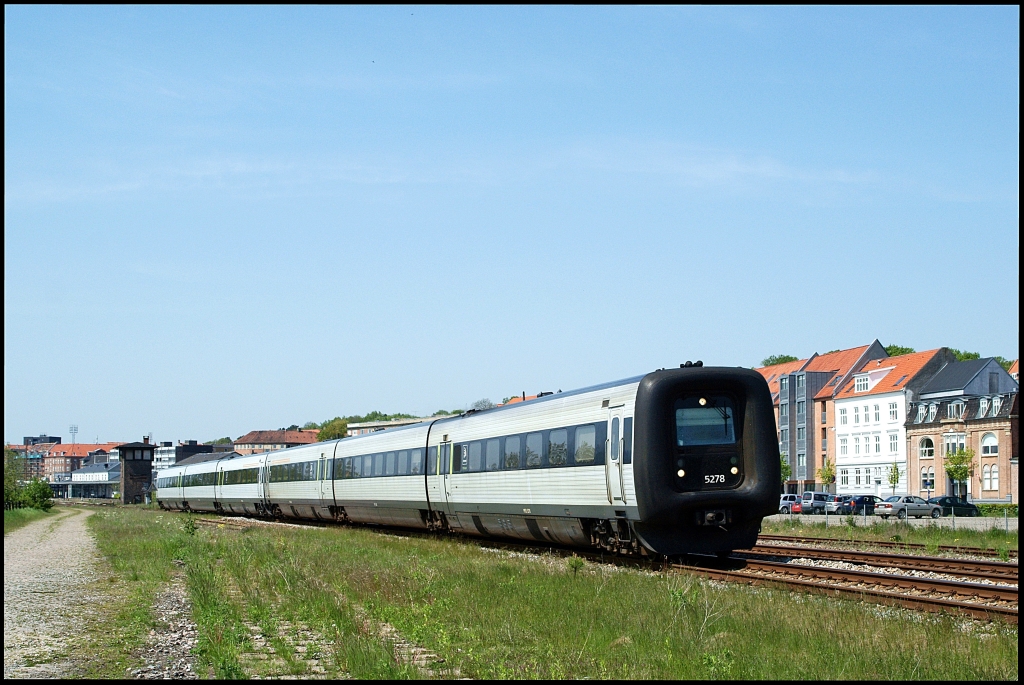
left=440, top=444, right=450, bottom=474
left=398, top=450, right=409, bottom=475
left=411, top=448, right=423, bottom=474
left=575, top=425, right=597, bottom=464
left=623, top=418, right=633, bottom=464
left=549, top=429, right=568, bottom=466
left=362, top=455, right=373, bottom=478
left=386, top=452, right=397, bottom=476
left=468, top=441, right=482, bottom=472
left=504, top=436, right=521, bottom=469
left=525, top=433, right=543, bottom=468
left=334, top=458, right=344, bottom=479
left=373, top=454, right=384, bottom=477
left=485, top=439, right=501, bottom=471
left=451, top=444, right=462, bottom=472
left=427, top=447, right=437, bottom=475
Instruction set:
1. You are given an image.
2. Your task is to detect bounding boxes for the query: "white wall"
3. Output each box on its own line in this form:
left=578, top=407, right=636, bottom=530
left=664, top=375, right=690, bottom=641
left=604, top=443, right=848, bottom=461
left=835, top=390, right=907, bottom=495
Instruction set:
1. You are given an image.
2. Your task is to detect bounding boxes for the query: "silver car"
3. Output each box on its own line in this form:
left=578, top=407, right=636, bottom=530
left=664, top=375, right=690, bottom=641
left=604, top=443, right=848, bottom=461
left=825, top=494, right=852, bottom=514
left=874, top=494, right=942, bottom=520
left=779, top=494, right=800, bottom=514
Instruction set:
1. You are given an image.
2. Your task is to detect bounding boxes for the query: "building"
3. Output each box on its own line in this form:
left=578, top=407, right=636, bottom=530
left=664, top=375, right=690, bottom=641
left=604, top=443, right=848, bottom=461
left=756, top=341, right=888, bottom=493
left=153, top=440, right=216, bottom=472
left=69, top=461, right=121, bottom=499
left=347, top=418, right=429, bottom=436
left=25, top=434, right=61, bottom=446
left=118, top=438, right=156, bottom=504
left=233, top=430, right=320, bottom=455
left=833, top=349, right=955, bottom=498
left=1009, top=359, right=1019, bottom=382
left=904, top=358, right=1018, bottom=501
left=43, top=442, right=121, bottom=482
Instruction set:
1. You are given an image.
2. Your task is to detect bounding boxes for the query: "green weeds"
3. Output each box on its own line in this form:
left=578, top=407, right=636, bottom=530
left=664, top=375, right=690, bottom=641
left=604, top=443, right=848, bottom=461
left=762, top=518, right=1018, bottom=551
left=4, top=506, right=55, bottom=535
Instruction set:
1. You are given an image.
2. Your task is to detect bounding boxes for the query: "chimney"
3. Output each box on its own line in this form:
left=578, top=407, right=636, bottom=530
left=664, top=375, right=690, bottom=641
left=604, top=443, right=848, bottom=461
left=143, top=435, right=150, bottom=444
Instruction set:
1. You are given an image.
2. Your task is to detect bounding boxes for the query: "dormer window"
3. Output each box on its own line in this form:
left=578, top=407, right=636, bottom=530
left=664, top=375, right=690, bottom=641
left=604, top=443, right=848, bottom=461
left=927, top=404, right=937, bottom=422
left=854, top=375, right=869, bottom=392
left=915, top=405, right=926, bottom=423
left=947, top=401, right=965, bottom=419
left=992, top=396, right=1002, bottom=415
left=978, top=398, right=989, bottom=418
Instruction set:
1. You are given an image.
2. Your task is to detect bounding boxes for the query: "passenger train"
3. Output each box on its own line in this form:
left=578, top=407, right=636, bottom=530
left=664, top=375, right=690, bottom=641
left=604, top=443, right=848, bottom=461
left=157, top=366, right=779, bottom=555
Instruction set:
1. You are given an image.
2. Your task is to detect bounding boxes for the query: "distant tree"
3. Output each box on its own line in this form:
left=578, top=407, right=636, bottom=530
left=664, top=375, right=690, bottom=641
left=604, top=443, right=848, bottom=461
left=779, top=455, right=791, bottom=486
left=471, top=399, right=495, bottom=411
left=816, top=457, right=836, bottom=492
left=761, top=354, right=799, bottom=367
left=346, top=411, right=417, bottom=423
left=285, top=424, right=300, bottom=431
left=823, top=349, right=840, bottom=354
left=22, top=479, right=53, bottom=511
left=207, top=437, right=232, bottom=445
left=948, top=348, right=981, bottom=362
left=887, top=461, right=902, bottom=495
left=318, top=418, right=349, bottom=442
left=944, top=447, right=975, bottom=499
left=432, top=409, right=460, bottom=416
left=4, top=446, right=25, bottom=508
left=884, top=344, right=915, bottom=357
left=301, top=421, right=319, bottom=430
left=993, top=356, right=1014, bottom=372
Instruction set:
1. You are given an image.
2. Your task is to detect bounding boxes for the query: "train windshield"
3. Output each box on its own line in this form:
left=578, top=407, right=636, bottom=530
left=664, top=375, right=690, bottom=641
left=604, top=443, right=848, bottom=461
left=674, top=396, right=737, bottom=446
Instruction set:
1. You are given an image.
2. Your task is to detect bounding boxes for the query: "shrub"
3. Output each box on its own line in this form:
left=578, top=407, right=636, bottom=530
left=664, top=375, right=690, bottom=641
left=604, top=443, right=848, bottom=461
left=977, top=504, right=1018, bottom=518
left=22, top=479, right=54, bottom=511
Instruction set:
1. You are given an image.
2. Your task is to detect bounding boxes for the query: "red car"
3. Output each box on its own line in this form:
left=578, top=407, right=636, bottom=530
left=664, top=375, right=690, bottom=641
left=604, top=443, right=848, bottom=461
left=790, top=501, right=803, bottom=514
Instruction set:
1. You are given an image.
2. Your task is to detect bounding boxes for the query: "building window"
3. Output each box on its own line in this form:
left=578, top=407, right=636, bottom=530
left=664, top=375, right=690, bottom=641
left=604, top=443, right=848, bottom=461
left=915, top=405, right=926, bottom=423
left=981, top=433, right=998, bottom=456
left=840, top=438, right=848, bottom=456
left=797, top=427, right=805, bottom=441
left=919, top=438, right=934, bottom=458
left=797, top=453, right=806, bottom=468
left=978, top=398, right=989, bottom=418
left=796, top=375, right=805, bottom=390
left=874, top=435, right=881, bottom=453
left=855, top=468, right=861, bottom=485
left=780, top=377, right=788, bottom=393
left=889, top=402, right=898, bottom=421
left=854, top=437, right=860, bottom=454
left=854, top=407, right=860, bottom=424
left=990, top=464, right=999, bottom=491
left=863, top=406, right=870, bottom=422
left=797, top=401, right=805, bottom=417
left=855, top=376, right=868, bottom=392
left=840, top=469, right=849, bottom=485
left=944, top=433, right=966, bottom=455
left=947, top=402, right=964, bottom=419
left=928, top=404, right=937, bottom=422
left=889, top=434, right=898, bottom=453
left=874, top=405, right=880, bottom=422
left=820, top=404, right=827, bottom=424
left=780, top=403, right=789, bottom=420
left=840, top=408, right=847, bottom=425
left=983, top=464, right=991, bottom=491
left=992, top=396, right=1002, bottom=415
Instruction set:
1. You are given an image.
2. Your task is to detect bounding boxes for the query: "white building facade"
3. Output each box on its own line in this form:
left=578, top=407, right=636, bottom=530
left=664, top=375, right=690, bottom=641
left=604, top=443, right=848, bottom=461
left=834, top=366, right=909, bottom=496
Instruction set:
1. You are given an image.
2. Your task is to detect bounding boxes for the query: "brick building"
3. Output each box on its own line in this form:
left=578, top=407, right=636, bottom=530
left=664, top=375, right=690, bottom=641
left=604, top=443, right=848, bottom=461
left=43, top=442, right=121, bottom=482
left=233, top=430, right=320, bottom=455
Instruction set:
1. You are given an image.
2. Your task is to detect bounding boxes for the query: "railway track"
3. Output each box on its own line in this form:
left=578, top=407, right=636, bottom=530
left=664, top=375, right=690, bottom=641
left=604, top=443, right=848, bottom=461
left=758, top=534, right=1018, bottom=559
left=188, top=514, right=1018, bottom=623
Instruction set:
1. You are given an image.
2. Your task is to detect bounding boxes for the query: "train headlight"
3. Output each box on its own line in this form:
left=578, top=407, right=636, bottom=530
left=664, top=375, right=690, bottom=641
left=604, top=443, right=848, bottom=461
left=730, top=467, right=739, bottom=475
left=699, top=397, right=707, bottom=406
left=677, top=469, right=686, bottom=477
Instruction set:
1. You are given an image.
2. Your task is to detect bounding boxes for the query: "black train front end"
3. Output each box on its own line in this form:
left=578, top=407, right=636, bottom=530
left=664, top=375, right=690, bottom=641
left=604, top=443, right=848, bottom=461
left=631, top=367, right=779, bottom=555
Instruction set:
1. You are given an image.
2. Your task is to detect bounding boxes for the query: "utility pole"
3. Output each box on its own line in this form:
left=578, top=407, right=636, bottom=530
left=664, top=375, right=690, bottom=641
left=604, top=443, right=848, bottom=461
left=69, top=425, right=78, bottom=500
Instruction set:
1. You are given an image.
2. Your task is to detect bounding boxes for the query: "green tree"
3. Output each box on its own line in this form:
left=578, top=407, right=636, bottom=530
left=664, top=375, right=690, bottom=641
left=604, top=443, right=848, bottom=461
left=22, top=478, right=53, bottom=511
left=761, top=354, right=798, bottom=367
left=301, top=421, right=319, bottom=430
left=993, top=356, right=1014, bottom=372
left=779, top=455, right=791, bottom=486
left=207, top=437, right=232, bottom=445
left=948, top=348, right=981, bottom=362
left=4, top=446, right=25, bottom=508
left=317, top=417, right=349, bottom=442
left=884, top=344, right=916, bottom=357
left=816, top=456, right=836, bottom=492
left=471, top=399, right=495, bottom=411
left=944, top=447, right=975, bottom=499
left=887, top=461, right=902, bottom=495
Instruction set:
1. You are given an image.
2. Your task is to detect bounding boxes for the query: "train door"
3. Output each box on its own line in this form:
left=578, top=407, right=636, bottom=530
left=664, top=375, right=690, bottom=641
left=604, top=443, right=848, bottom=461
left=438, top=441, right=455, bottom=516
left=318, top=448, right=334, bottom=516
left=606, top=407, right=626, bottom=504
left=259, top=454, right=271, bottom=512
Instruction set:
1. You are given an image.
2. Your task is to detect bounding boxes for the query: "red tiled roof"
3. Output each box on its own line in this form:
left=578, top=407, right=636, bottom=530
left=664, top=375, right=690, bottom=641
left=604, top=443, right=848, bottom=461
left=234, top=430, right=320, bottom=446
left=834, top=349, right=942, bottom=399
left=806, top=345, right=877, bottom=400
left=501, top=394, right=539, bottom=405
left=1009, top=359, right=1019, bottom=376
left=755, top=359, right=809, bottom=400
left=44, top=442, right=122, bottom=458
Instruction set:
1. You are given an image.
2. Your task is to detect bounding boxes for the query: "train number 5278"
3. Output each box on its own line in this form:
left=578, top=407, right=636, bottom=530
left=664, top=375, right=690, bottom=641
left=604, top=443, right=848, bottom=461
left=704, top=474, right=725, bottom=484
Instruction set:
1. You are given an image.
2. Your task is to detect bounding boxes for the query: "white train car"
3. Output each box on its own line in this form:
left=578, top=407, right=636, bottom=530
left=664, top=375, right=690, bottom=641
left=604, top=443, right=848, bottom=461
left=158, top=366, right=780, bottom=555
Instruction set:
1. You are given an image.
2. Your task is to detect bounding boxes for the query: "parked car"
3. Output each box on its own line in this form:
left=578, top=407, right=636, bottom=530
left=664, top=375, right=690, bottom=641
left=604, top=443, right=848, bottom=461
left=779, top=494, right=800, bottom=514
left=801, top=491, right=830, bottom=514
left=826, top=494, right=853, bottom=514
left=926, top=496, right=981, bottom=517
left=790, top=501, right=803, bottom=514
left=849, top=495, right=883, bottom=515
left=874, top=495, right=942, bottom=520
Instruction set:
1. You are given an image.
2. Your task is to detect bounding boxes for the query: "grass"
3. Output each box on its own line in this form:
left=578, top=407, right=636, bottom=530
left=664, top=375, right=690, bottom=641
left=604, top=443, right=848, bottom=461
left=4, top=506, right=54, bottom=535
left=761, top=518, right=1018, bottom=553
left=86, top=507, right=1018, bottom=680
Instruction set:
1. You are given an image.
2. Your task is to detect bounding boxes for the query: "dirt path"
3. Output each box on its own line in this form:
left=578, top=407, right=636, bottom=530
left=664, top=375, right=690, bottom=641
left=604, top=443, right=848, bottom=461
left=3, top=508, right=104, bottom=678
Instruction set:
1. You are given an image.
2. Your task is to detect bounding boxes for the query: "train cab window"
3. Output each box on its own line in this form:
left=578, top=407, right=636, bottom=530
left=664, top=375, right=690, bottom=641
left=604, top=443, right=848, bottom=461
left=575, top=426, right=596, bottom=464
left=548, top=430, right=568, bottom=466
left=427, top=447, right=437, bottom=474
left=386, top=452, right=397, bottom=476
left=486, top=439, right=501, bottom=471
left=440, top=444, right=450, bottom=474
left=504, top=436, right=521, bottom=469
left=675, top=396, right=737, bottom=446
left=398, top=450, right=409, bottom=475
left=623, top=418, right=633, bottom=464
left=468, top=442, right=482, bottom=471
left=373, top=454, right=384, bottom=476
left=525, top=433, right=543, bottom=467
left=410, top=449, right=423, bottom=475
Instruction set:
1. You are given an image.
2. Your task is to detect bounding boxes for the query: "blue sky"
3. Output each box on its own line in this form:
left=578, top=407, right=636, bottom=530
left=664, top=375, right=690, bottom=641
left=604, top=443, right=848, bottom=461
left=4, top=7, right=1019, bottom=444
